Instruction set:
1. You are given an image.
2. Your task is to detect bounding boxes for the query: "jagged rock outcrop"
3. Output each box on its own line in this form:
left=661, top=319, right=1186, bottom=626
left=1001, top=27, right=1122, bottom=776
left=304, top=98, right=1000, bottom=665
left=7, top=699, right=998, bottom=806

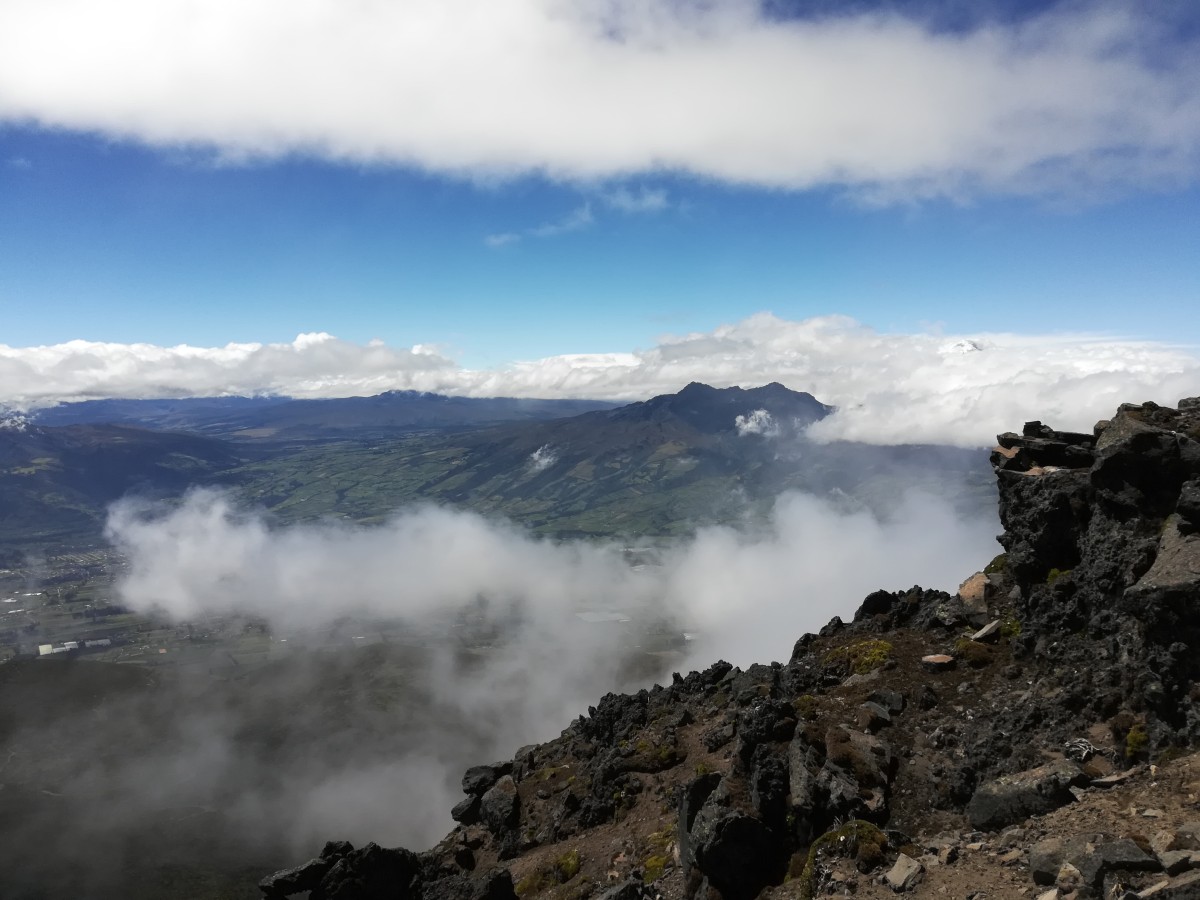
left=261, top=399, right=1200, bottom=900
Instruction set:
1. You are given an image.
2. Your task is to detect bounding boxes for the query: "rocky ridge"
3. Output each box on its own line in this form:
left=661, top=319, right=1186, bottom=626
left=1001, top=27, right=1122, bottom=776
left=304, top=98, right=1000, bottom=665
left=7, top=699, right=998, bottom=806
left=261, top=398, right=1200, bottom=900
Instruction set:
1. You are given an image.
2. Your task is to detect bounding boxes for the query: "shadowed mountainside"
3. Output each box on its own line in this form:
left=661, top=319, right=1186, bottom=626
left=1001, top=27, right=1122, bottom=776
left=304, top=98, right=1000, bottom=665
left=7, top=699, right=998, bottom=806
left=234, top=382, right=993, bottom=536
left=2, top=383, right=995, bottom=548
left=0, top=424, right=246, bottom=544
left=29, top=392, right=621, bottom=440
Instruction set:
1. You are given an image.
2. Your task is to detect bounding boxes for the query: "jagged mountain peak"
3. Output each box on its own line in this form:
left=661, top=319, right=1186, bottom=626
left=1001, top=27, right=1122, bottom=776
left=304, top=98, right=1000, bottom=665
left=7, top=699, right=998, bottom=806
left=606, top=381, right=831, bottom=434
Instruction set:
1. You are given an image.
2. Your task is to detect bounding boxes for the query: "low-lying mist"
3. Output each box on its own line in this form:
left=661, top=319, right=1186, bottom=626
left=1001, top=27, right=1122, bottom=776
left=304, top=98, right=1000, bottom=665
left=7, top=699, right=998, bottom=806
left=107, top=487, right=997, bottom=667
left=1, top=488, right=997, bottom=897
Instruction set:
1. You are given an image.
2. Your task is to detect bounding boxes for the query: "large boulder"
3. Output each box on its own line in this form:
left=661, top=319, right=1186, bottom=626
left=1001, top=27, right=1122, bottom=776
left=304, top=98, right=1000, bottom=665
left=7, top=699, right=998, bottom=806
left=688, top=807, right=781, bottom=900
left=966, top=760, right=1085, bottom=831
left=311, top=843, right=421, bottom=900
left=480, top=775, right=521, bottom=839
left=1029, top=835, right=1092, bottom=886
left=1077, top=838, right=1159, bottom=888
left=678, top=773, right=784, bottom=900
left=462, top=763, right=511, bottom=797
left=259, top=856, right=333, bottom=897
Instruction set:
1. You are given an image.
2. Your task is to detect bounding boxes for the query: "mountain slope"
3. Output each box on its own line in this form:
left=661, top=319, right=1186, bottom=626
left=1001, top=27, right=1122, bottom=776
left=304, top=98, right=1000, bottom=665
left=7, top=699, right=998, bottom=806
left=0, top=424, right=245, bottom=544
left=1, top=383, right=994, bottom=548
left=237, top=382, right=992, bottom=535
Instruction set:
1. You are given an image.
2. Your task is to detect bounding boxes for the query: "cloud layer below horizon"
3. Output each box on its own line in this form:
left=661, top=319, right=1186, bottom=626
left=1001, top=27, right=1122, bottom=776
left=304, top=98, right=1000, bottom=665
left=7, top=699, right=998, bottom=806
left=81, top=483, right=995, bottom=856
left=2, top=1, right=1199, bottom=199
left=4, top=314, right=1198, bottom=446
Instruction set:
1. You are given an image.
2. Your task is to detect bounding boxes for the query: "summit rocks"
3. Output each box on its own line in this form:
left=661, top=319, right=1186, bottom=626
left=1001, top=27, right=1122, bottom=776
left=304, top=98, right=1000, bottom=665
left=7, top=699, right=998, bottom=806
left=262, top=399, right=1200, bottom=900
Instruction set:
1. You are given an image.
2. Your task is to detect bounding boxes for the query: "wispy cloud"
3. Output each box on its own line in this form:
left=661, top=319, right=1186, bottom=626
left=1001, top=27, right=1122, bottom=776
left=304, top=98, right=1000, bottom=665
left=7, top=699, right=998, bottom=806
left=602, top=186, right=669, bottom=214
left=2, top=3, right=1198, bottom=200
left=483, top=231, right=521, bottom=247
left=6, top=315, right=1200, bottom=446
left=5, top=156, right=32, bottom=169
left=528, top=203, right=593, bottom=237
left=485, top=203, right=593, bottom=246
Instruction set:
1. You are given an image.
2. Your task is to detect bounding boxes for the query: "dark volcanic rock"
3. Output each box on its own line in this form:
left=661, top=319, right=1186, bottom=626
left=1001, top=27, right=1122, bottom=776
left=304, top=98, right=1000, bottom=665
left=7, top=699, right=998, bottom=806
left=685, top=779, right=783, bottom=900
left=479, top=775, right=520, bottom=837
left=966, top=760, right=1086, bottom=831
left=312, top=843, right=421, bottom=900
left=259, top=856, right=333, bottom=897
left=462, top=763, right=510, bottom=796
left=451, top=794, right=482, bottom=826
left=678, top=772, right=723, bottom=880
left=1076, top=838, right=1160, bottom=889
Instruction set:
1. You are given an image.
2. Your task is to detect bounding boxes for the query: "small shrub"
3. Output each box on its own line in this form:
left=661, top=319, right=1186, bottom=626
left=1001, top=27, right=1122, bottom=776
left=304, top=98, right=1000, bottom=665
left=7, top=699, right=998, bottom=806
left=646, top=827, right=674, bottom=854
left=643, top=855, right=668, bottom=883
left=793, top=694, right=819, bottom=720
left=984, top=553, right=1008, bottom=575
left=953, top=638, right=993, bottom=669
left=693, top=762, right=710, bottom=776
left=1125, top=724, right=1149, bottom=759
left=999, top=615, right=1022, bottom=640
left=822, top=639, right=892, bottom=676
left=798, top=820, right=888, bottom=900
left=1046, top=567, right=1072, bottom=585
left=554, top=850, right=581, bottom=882
left=515, top=873, right=549, bottom=897
left=516, top=850, right=582, bottom=896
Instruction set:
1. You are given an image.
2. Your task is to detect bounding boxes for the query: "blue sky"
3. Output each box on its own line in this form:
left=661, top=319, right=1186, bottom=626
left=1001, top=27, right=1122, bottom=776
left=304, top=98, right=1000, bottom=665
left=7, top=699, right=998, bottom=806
left=4, top=127, right=1199, bottom=366
left=1, top=0, right=1199, bottom=442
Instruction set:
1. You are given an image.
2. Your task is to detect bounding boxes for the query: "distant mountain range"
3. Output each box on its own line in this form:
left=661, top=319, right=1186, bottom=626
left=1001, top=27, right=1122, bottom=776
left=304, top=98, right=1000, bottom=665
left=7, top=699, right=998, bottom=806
left=1, top=383, right=995, bottom=548
left=232, top=381, right=994, bottom=537
left=29, top=391, right=620, bottom=439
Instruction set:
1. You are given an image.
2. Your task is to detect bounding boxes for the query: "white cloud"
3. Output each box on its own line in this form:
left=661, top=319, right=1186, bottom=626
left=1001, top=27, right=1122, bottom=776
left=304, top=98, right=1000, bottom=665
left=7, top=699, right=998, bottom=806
left=106, top=485, right=995, bottom=674
left=734, top=408, right=779, bottom=437
left=528, top=203, right=594, bottom=237
left=6, top=314, right=1200, bottom=446
left=602, top=186, right=669, bottom=213
left=484, top=231, right=521, bottom=247
left=529, top=444, right=558, bottom=471
left=485, top=203, right=594, bottom=246
left=95, top=483, right=995, bottom=851
left=0, top=332, right=459, bottom=407
left=1, top=2, right=1197, bottom=199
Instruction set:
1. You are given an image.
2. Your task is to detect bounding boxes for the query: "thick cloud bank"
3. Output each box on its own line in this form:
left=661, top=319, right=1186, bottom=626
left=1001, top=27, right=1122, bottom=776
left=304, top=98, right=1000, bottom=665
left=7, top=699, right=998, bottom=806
left=7, top=315, right=1200, bottom=445
left=2, top=2, right=1198, bottom=198
left=107, top=487, right=996, bottom=670
left=4, top=481, right=979, bottom=880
